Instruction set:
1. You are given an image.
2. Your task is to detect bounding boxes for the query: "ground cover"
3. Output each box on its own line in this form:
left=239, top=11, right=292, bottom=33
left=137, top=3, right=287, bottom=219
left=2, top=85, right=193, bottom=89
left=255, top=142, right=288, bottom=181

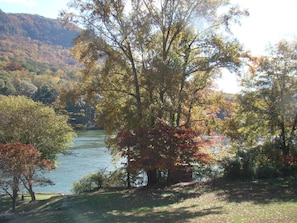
left=1, top=177, right=296, bottom=223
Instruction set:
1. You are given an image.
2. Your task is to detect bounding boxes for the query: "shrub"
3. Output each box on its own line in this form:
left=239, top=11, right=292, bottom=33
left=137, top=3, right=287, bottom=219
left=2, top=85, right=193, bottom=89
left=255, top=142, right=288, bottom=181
left=106, top=168, right=128, bottom=187
left=72, top=169, right=132, bottom=194
left=72, top=171, right=106, bottom=194
left=222, top=158, right=242, bottom=179
left=221, top=145, right=291, bottom=179
left=256, top=163, right=280, bottom=179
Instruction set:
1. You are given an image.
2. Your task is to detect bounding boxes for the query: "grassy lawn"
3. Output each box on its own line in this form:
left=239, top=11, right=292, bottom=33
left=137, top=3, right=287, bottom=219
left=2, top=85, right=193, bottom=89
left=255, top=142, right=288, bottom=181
left=1, top=177, right=297, bottom=223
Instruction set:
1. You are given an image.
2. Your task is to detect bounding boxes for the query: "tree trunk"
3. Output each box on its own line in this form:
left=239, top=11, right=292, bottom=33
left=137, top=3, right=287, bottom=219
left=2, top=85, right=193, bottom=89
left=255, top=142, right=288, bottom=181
left=28, top=184, right=36, bottom=201
left=167, top=168, right=176, bottom=184
left=126, top=147, right=131, bottom=188
left=126, top=169, right=131, bottom=188
left=146, top=169, right=158, bottom=187
left=12, top=189, right=18, bottom=213
left=12, top=176, right=19, bottom=212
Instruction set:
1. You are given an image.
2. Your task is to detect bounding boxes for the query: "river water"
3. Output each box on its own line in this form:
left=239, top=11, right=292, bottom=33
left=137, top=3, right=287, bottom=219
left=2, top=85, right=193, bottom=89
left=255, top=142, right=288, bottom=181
left=34, top=130, right=116, bottom=194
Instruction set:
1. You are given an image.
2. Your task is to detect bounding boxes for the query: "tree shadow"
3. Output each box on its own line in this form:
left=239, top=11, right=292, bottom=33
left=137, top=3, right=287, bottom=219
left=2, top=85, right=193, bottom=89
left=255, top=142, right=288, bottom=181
left=5, top=178, right=297, bottom=222
left=205, top=177, right=297, bottom=204
left=11, top=186, right=223, bottom=223
left=98, top=205, right=224, bottom=223
left=70, top=187, right=223, bottom=223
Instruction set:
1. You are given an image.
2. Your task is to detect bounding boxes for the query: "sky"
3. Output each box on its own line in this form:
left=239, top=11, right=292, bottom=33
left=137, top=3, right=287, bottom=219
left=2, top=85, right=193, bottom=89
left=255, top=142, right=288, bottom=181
left=0, top=0, right=297, bottom=93
left=0, top=0, right=68, bottom=18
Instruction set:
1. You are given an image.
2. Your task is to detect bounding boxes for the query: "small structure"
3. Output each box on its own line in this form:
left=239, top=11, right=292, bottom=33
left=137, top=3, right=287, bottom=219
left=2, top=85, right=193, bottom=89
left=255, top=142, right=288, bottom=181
left=170, top=164, right=193, bottom=183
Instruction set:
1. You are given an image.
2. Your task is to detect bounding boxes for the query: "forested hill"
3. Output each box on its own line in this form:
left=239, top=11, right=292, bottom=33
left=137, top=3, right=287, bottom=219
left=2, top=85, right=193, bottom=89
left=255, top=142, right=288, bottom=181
left=0, top=10, right=79, bottom=72
left=0, top=11, right=97, bottom=129
left=0, top=10, right=78, bottom=47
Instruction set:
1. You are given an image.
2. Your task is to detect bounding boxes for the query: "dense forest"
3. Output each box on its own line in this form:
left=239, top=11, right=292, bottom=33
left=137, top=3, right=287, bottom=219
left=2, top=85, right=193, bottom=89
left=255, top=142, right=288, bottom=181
left=0, top=10, right=96, bottom=129
left=0, top=10, right=78, bottom=47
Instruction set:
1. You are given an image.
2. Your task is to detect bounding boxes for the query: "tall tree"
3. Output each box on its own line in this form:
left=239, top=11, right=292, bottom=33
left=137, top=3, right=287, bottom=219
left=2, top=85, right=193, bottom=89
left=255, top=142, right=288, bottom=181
left=225, top=40, right=297, bottom=175
left=61, top=0, right=247, bottom=185
left=0, top=143, right=54, bottom=212
left=33, top=82, right=59, bottom=105
left=61, top=0, right=247, bottom=131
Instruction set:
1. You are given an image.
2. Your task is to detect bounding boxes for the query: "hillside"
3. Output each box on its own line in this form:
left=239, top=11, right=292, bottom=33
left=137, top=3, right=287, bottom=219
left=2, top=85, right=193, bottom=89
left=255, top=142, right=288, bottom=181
left=0, top=10, right=80, bottom=73
left=0, top=11, right=97, bottom=128
left=0, top=10, right=78, bottom=47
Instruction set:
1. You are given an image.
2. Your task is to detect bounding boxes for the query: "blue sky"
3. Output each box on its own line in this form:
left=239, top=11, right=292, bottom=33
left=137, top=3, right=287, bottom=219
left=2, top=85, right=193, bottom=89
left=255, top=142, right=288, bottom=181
left=0, top=0, right=297, bottom=93
left=0, top=0, right=68, bottom=19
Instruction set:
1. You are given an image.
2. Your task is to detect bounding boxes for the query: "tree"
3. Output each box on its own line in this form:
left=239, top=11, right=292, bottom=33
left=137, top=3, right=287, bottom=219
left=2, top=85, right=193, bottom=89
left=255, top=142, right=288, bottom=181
left=224, top=40, right=297, bottom=177
left=0, top=71, right=17, bottom=95
left=4, top=61, right=23, bottom=71
left=33, top=82, right=59, bottom=105
left=0, top=143, right=54, bottom=212
left=0, top=96, right=75, bottom=200
left=114, top=119, right=214, bottom=186
left=12, top=78, right=38, bottom=98
left=0, top=95, right=75, bottom=160
left=56, top=83, right=99, bottom=129
left=60, top=0, right=247, bottom=184
left=61, top=0, right=246, bottom=130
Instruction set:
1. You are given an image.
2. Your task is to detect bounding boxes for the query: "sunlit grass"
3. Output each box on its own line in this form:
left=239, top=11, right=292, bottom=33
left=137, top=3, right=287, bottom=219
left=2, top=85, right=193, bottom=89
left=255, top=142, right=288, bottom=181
left=1, top=177, right=297, bottom=223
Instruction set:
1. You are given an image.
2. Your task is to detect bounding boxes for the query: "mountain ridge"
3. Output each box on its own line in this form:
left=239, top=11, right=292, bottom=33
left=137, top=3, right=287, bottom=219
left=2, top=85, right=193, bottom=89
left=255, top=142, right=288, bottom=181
left=0, top=10, right=80, bottom=73
left=0, top=9, right=79, bottom=48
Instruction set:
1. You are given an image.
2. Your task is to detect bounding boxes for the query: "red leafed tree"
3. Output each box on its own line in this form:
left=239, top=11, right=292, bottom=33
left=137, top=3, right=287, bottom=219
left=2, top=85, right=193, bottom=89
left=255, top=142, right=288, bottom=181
left=0, top=143, right=54, bottom=212
left=115, top=119, right=213, bottom=187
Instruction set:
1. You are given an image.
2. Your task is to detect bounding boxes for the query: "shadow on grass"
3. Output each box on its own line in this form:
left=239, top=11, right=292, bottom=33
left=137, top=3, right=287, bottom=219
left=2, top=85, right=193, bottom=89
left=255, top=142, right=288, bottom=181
left=6, top=187, right=223, bottom=223
left=4, top=177, right=297, bottom=222
left=205, top=177, right=297, bottom=204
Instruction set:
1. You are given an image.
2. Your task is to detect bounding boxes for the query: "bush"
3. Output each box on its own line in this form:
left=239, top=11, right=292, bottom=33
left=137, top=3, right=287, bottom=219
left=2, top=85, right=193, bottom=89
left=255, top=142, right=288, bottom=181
left=193, top=163, right=223, bottom=180
left=106, top=168, right=129, bottom=187
left=72, top=169, right=131, bottom=194
left=221, top=145, right=290, bottom=179
left=222, top=159, right=242, bottom=179
left=256, top=163, right=280, bottom=179
left=72, top=171, right=106, bottom=194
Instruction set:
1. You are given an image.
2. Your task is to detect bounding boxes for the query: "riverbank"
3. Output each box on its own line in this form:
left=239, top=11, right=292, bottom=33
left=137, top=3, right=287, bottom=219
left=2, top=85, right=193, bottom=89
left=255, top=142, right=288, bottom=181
left=34, top=130, right=116, bottom=194
left=2, top=177, right=297, bottom=222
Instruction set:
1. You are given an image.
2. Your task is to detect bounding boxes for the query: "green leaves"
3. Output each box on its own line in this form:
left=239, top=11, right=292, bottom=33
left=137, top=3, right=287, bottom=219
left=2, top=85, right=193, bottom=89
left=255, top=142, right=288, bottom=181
left=227, top=40, right=297, bottom=170
left=62, top=0, right=245, bottom=133
left=0, top=95, right=75, bottom=160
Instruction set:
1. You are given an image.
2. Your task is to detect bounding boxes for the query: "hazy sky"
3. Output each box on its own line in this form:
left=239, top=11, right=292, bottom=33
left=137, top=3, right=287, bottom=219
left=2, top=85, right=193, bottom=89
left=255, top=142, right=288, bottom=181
left=0, top=0, right=296, bottom=93
left=0, top=0, right=68, bottom=18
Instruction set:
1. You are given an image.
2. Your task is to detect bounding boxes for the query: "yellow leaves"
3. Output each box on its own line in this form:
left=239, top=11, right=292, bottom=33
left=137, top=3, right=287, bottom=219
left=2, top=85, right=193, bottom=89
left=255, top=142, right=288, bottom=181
left=0, top=95, right=75, bottom=160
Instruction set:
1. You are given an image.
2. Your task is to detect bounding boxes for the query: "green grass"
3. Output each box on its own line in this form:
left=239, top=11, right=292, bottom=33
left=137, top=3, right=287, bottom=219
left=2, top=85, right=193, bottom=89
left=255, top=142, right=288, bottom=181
left=1, top=177, right=297, bottom=222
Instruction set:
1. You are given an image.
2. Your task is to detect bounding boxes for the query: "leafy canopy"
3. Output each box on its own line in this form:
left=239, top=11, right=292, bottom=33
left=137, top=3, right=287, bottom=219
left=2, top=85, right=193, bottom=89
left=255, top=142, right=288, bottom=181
left=223, top=40, right=297, bottom=178
left=60, top=0, right=247, bottom=185
left=0, top=95, right=75, bottom=160
left=114, top=119, right=214, bottom=183
left=60, top=0, right=247, bottom=133
left=0, top=142, right=54, bottom=211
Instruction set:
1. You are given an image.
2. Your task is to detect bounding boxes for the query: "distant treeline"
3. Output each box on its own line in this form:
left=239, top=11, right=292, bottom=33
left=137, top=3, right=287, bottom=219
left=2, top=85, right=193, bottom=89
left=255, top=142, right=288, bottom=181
left=0, top=10, right=97, bottom=129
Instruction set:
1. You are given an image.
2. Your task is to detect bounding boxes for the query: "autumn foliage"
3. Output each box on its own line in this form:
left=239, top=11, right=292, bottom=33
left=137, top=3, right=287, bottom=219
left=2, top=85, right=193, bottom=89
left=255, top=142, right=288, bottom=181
left=0, top=142, right=54, bottom=211
left=115, top=119, right=213, bottom=186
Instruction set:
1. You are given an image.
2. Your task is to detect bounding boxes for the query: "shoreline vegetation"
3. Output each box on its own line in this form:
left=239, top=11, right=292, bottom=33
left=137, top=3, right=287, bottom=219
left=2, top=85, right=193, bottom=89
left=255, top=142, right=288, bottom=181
left=1, top=177, right=297, bottom=222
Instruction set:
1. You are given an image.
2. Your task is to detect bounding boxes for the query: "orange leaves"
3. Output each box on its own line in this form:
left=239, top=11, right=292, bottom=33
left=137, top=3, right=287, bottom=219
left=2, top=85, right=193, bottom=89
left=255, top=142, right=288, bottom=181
left=0, top=142, right=54, bottom=177
left=40, top=159, right=55, bottom=171
left=116, top=119, right=214, bottom=173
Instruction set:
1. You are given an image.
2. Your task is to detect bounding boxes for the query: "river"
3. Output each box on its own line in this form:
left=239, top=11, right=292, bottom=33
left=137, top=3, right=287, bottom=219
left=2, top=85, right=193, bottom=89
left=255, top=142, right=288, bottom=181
left=34, top=130, right=116, bottom=194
